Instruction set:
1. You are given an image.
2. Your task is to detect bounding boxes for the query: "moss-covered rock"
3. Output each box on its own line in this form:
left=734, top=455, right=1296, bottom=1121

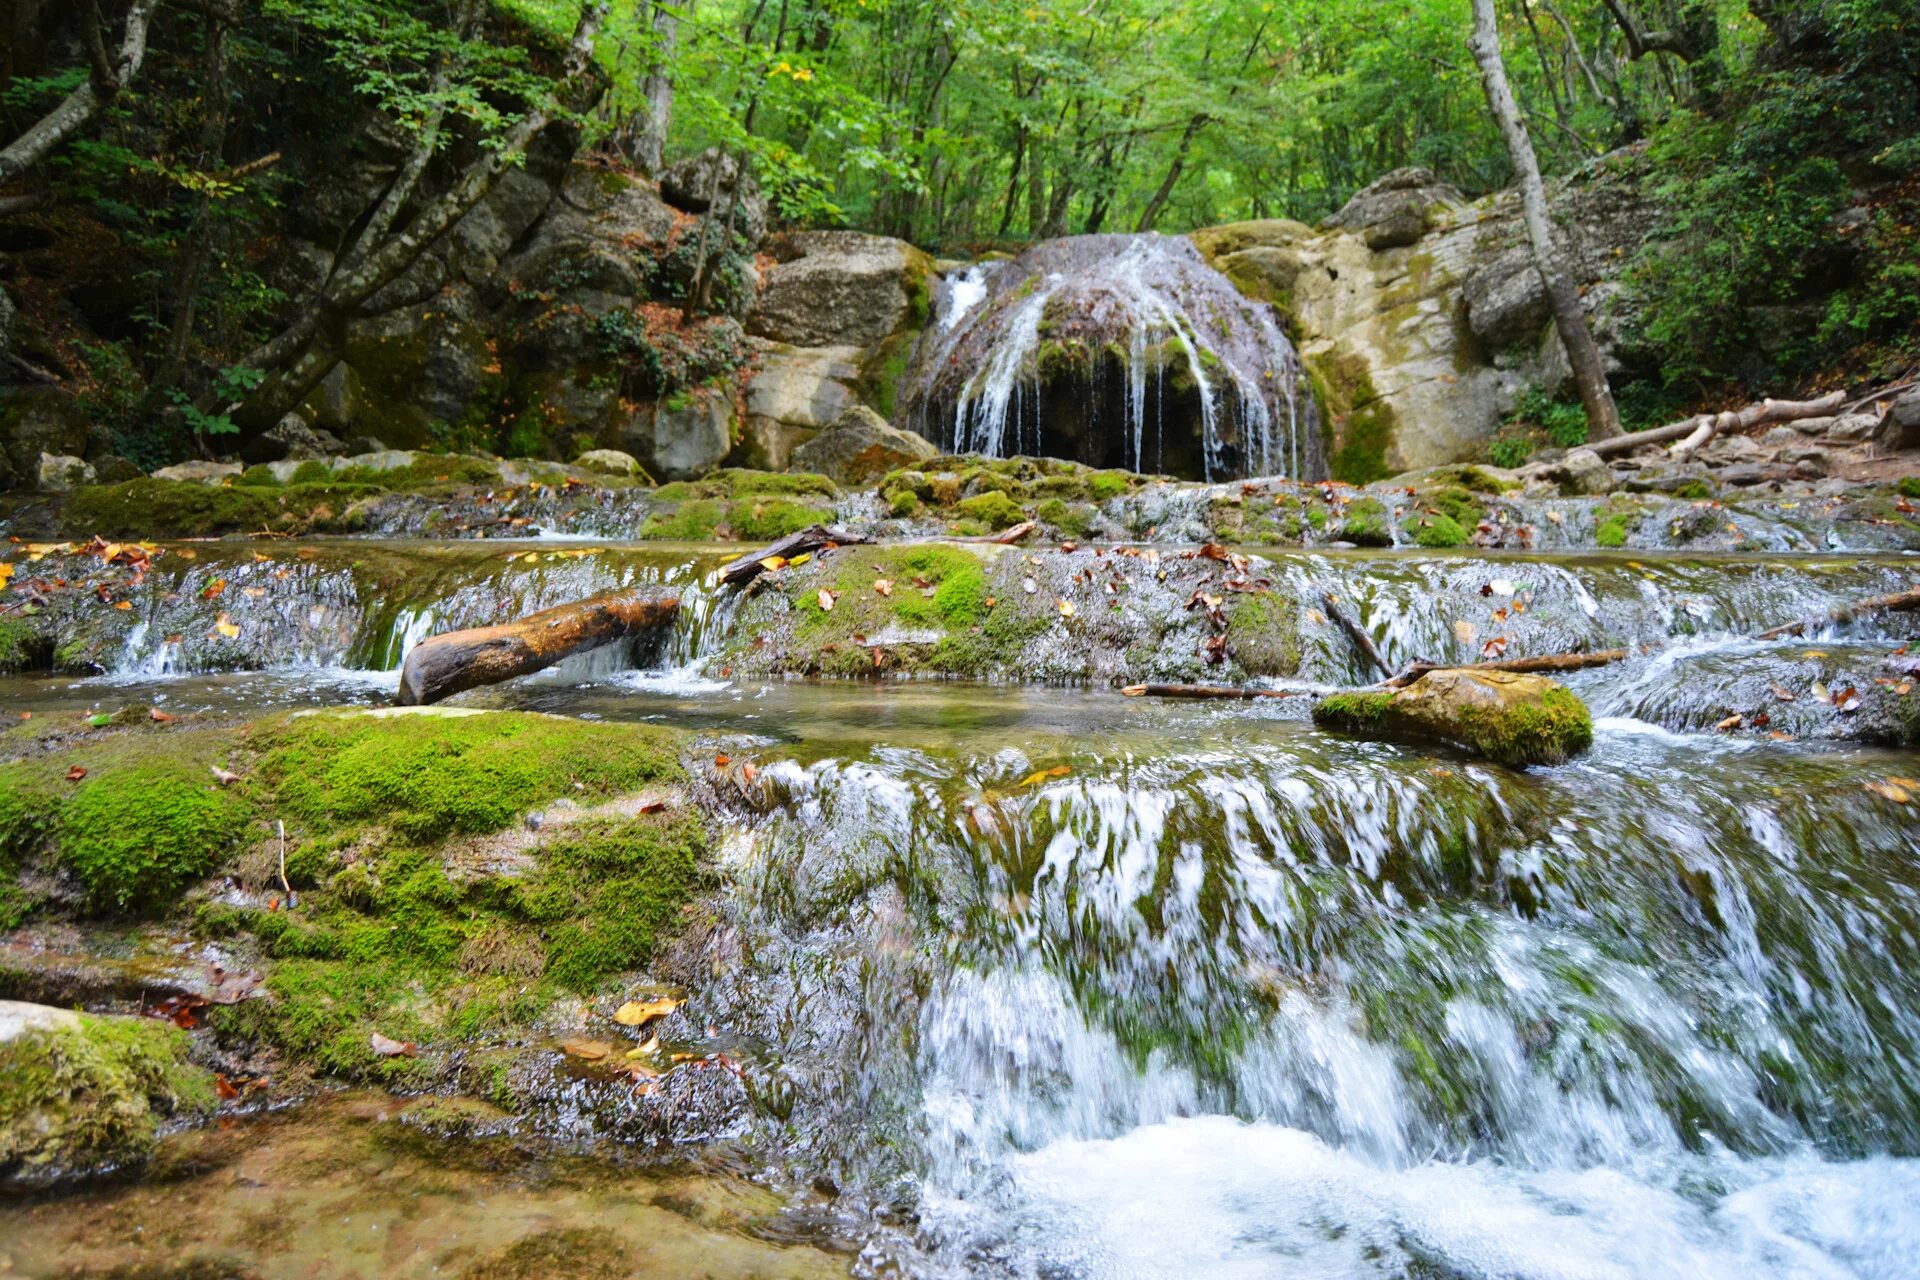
left=1401, top=511, right=1470, bottom=548
left=0, top=1002, right=216, bottom=1188
left=1313, top=669, right=1593, bottom=767
left=1338, top=496, right=1394, bottom=546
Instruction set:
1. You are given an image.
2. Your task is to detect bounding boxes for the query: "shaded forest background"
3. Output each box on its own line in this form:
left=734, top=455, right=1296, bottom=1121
left=0, top=0, right=1914, bottom=466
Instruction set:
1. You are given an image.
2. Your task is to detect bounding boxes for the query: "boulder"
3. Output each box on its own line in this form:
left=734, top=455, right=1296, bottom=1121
left=1463, top=245, right=1548, bottom=349
left=659, top=148, right=768, bottom=246
left=0, top=1001, right=215, bottom=1189
left=574, top=448, right=644, bottom=478
left=1544, top=447, right=1610, bottom=496
left=621, top=391, right=733, bottom=481
left=748, top=231, right=933, bottom=349
left=1312, top=669, right=1593, bottom=768
left=1825, top=414, right=1880, bottom=443
left=1882, top=390, right=1920, bottom=450
left=729, top=416, right=816, bottom=473
left=1780, top=443, right=1833, bottom=477
left=240, top=413, right=345, bottom=465
left=36, top=453, right=94, bottom=492
left=330, top=449, right=418, bottom=475
left=744, top=343, right=864, bottom=432
left=790, top=406, right=937, bottom=486
left=89, top=454, right=142, bottom=484
left=339, top=288, right=495, bottom=448
left=0, top=387, right=91, bottom=486
left=1322, top=168, right=1465, bottom=250
left=151, top=460, right=243, bottom=485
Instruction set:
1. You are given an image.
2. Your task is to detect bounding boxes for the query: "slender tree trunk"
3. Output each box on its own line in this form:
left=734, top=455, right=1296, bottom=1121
left=631, top=1, right=691, bottom=174
left=1468, top=0, right=1622, bottom=441
left=0, top=0, right=162, bottom=183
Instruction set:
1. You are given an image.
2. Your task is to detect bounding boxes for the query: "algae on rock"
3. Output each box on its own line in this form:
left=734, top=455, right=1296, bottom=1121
left=1314, top=669, right=1593, bottom=767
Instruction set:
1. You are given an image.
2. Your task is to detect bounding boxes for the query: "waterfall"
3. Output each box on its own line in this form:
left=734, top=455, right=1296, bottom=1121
left=901, top=234, right=1323, bottom=482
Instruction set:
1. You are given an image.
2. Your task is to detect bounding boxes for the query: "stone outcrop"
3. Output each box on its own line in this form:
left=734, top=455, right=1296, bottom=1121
left=790, top=405, right=938, bottom=486
left=748, top=231, right=933, bottom=349
left=1313, top=669, right=1594, bottom=768
left=1194, top=149, right=1659, bottom=478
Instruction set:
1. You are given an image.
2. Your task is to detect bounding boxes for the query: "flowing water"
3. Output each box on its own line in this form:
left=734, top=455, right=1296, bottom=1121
left=4, top=540, right=1920, bottom=1278
left=901, top=236, right=1322, bottom=481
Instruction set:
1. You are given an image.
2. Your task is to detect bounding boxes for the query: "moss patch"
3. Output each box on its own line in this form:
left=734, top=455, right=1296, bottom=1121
left=0, top=1011, right=216, bottom=1186
left=1307, top=350, right=1396, bottom=485
left=1401, top=512, right=1470, bottom=548
left=60, top=479, right=384, bottom=538
left=1338, top=497, right=1394, bottom=546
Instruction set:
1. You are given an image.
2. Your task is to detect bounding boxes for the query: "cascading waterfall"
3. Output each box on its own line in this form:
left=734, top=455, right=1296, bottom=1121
left=900, top=234, right=1324, bottom=482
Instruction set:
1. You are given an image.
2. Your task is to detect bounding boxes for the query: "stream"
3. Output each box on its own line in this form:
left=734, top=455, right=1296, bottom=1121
left=3, top=540, right=1919, bottom=1278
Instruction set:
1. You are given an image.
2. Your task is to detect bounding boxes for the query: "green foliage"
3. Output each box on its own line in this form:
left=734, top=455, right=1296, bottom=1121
left=1509, top=387, right=1590, bottom=450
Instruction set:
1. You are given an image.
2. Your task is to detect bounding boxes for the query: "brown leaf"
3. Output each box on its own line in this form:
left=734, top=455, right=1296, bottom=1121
left=560, top=1038, right=611, bottom=1061
left=817, top=589, right=835, bottom=612
left=1770, top=684, right=1796, bottom=702
left=201, top=579, right=226, bottom=601
left=1834, top=686, right=1862, bottom=713
left=370, top=1032, right=418, bottom=1058
left=150, top=708, right=175, bottom=723
left=65, top=765, right=86, bottom=781
left=1715, top=714, right=1744, bottom=732
left=215, top=1074, right=241, bottom=1101
left=1865, top=780, right=1912, bottom=804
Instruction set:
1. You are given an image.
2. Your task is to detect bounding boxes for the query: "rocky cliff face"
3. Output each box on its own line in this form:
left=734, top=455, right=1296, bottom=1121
left=1192, top=155, right=1659, bottom=480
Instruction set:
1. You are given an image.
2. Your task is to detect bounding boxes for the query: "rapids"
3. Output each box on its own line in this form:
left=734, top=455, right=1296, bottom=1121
left=4, top=538, right=1919, bottom=1278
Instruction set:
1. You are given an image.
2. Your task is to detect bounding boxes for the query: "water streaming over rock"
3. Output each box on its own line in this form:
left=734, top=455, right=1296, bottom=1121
left=900, top=235, right=1323, bottom=482
left=7, top=541, right=1920, bottom=1276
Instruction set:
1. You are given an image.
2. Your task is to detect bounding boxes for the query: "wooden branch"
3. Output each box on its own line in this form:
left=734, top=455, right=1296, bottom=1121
left=1583, top=390, right=1847, bottom=459
left=1323, top=591, right=1393, bottom=679
left=943, top=520, right=1035, bottom=545
left=0, top=0, right=162, bottom=184
left=1668, top=391, right=1846, bottom=463
left=1754, top=587, right=1920, bottom=642
left=1123, top=683, right=1305, bottom=700
left=1385, top=648, right=1629, bottom=688
left=396, top=591, right=679, bottom=706
left=717, top=524, right=871, bottom=589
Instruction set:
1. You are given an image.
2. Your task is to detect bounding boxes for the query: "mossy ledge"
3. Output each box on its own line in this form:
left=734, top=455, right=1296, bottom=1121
left=1313, top=669, right=1593, bottom=768
left=1, top=709, right=709, bottom=1089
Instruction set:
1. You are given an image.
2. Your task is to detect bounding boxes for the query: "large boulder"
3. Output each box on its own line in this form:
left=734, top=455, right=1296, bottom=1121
left=1312, top=669, right=1594, bottom=768
left=574, top=448, right=644, bottom=478
left=659, top=148, right=768, bottom=246
left=1883, top=390, right=1920, bottom=451
left=1322, top=168, right=1465, bottom=250
left=336, top=288, right=497, bottom=449
left=151, top=460, right=243, bottom=485
left=240, top=413, right=345, bottom=465
left=0, top=387, right=91, bottom=488
left=36, top=453, right=94, bottom=492
left=748, top=231, right=933, bottom=349
left=621, top=390, right=733, bottom=481
left=0, top=1002, right=215, bottom=1189
left=790, top=405, right=937, bottom=486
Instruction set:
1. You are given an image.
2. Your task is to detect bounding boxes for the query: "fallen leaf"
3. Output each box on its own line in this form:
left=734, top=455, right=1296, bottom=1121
left=1834, top=686, right=1861, bottom=713
left=213, top=614, right=240, bottom=640
left=1770, top=684, right=1796, bottom=702
left=214, top=1074, right=241, bottom=1101
left=113, top=600, right=133, bottom=611
left=150, top=708, right=175, bottom=723
left=817, top=589, right=835, bottom=612
left=1715, top=714, right=1743, bottom=732
left=1811, top=681, right=1831, bottom=704
left=614, top=996, right=681, bottom=1026
left=201, top=579, right=226, bottom=601
left=758, top=555, right=788, bottom=572
left=210, top=766, right=241, bottom=787
left=1057, top=599, right=1076, bottom=618
left=713, top=753, right=730, bottom=767
left=1865, top=780, right=1912, bottom=803
left=1017, top=764, right=1073, bottom=788
left=560, top=1038, right=612, bottom=1061
left=739, top=761, right=757, bottom=784
left=65, top=765, right=87, bottom=781
left=873, top=578, right=893, bottom=596
left=1453, top=620, right=1478, bottom=646
left=370, top=1032, right=418, bottom=1058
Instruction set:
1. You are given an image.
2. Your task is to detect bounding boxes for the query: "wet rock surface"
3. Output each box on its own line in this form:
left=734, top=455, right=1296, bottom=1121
left=1314, top=669, right=1594, bottom=767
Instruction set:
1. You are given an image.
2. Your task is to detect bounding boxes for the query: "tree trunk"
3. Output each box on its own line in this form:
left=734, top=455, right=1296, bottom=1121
left=1468, top=0, right=1623, bottom=441
left=0, top=0, right=162, bottom=183
left=630, top=0, right=690, bottom=175
left=397, top=592, right=680, bottom=706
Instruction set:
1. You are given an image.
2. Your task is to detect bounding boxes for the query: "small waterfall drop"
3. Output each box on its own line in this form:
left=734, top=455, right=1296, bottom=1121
left=901, top=234, right=1323, bottom=482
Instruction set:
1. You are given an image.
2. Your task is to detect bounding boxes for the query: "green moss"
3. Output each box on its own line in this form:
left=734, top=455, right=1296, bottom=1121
left=1088, top=470, right=1133, bottom=501
left=1338, top=497, right=1393, bottom=546
left=1402, top=512, right=1469, bottom=548
left=1313, top=691, right=1395, bottom=729
left=1470, top=683, right=1593, bottom=767
left=1595, top=511, right=1638, bottom=548
left=728, top=497, right=833, bottom=541
left=1315, top=676, right=1593, bottom=768
left=0, top=1012, right=215, bottom=1185
left=239, top=464, right=282, bottom=487
left=1671, top=479, right=1715, bottom=500
left=1035, top=497, right=1093, bottom=538
left=332, top=456, right=500, bottom=490
left=1420, top=485, right=1485, bottom=527
left=638, top=497, right=725, bottom=540
left=953, top=490, right=1026, bottom=530
left=889, top=488, right=923, bottom=518
left=258, top=710, right=683, bottom=844
left=1308, top=351, right=1396, bottom=485
left=652, top=469, right=838, bottom=502
left=60, top=479, right=384, bottom=538
left=0, top=617, right=46, bottom=675
left=1898, top=476, right=1920, bottom=499
left=1228, top=591, right=1302, bottom=677
left=60, top=758, right=253, bottom=915
left=289, top=459, right=333, bottom=485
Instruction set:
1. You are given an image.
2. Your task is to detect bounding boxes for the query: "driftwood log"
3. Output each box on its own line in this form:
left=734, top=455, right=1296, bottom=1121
left=717, top=525, right=871, bottom=589
left=1383, top=649, right=1630, bottom=687
left=1585, top=391, right=1846, bottom=459
left=396, top=592, right=680, bottom=706
left=1754, top=587, right=1920, bottom=641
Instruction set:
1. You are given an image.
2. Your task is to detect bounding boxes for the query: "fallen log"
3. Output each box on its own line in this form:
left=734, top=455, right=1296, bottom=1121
left=716, top=524, right=871, bottom=589
left=1323, top=591, right=1394, bottom=679
left=1584, top=390, right=1846, bottom=459
left=944, top=520, right=1036, bottom=545
left=1384, top=648, right=1630, bottom=688
left=396, top=592, right=680, bottom=706
left=1122, top=683, right=1306, bottom=700
left=1754, top=587, right=1920, bottom=641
